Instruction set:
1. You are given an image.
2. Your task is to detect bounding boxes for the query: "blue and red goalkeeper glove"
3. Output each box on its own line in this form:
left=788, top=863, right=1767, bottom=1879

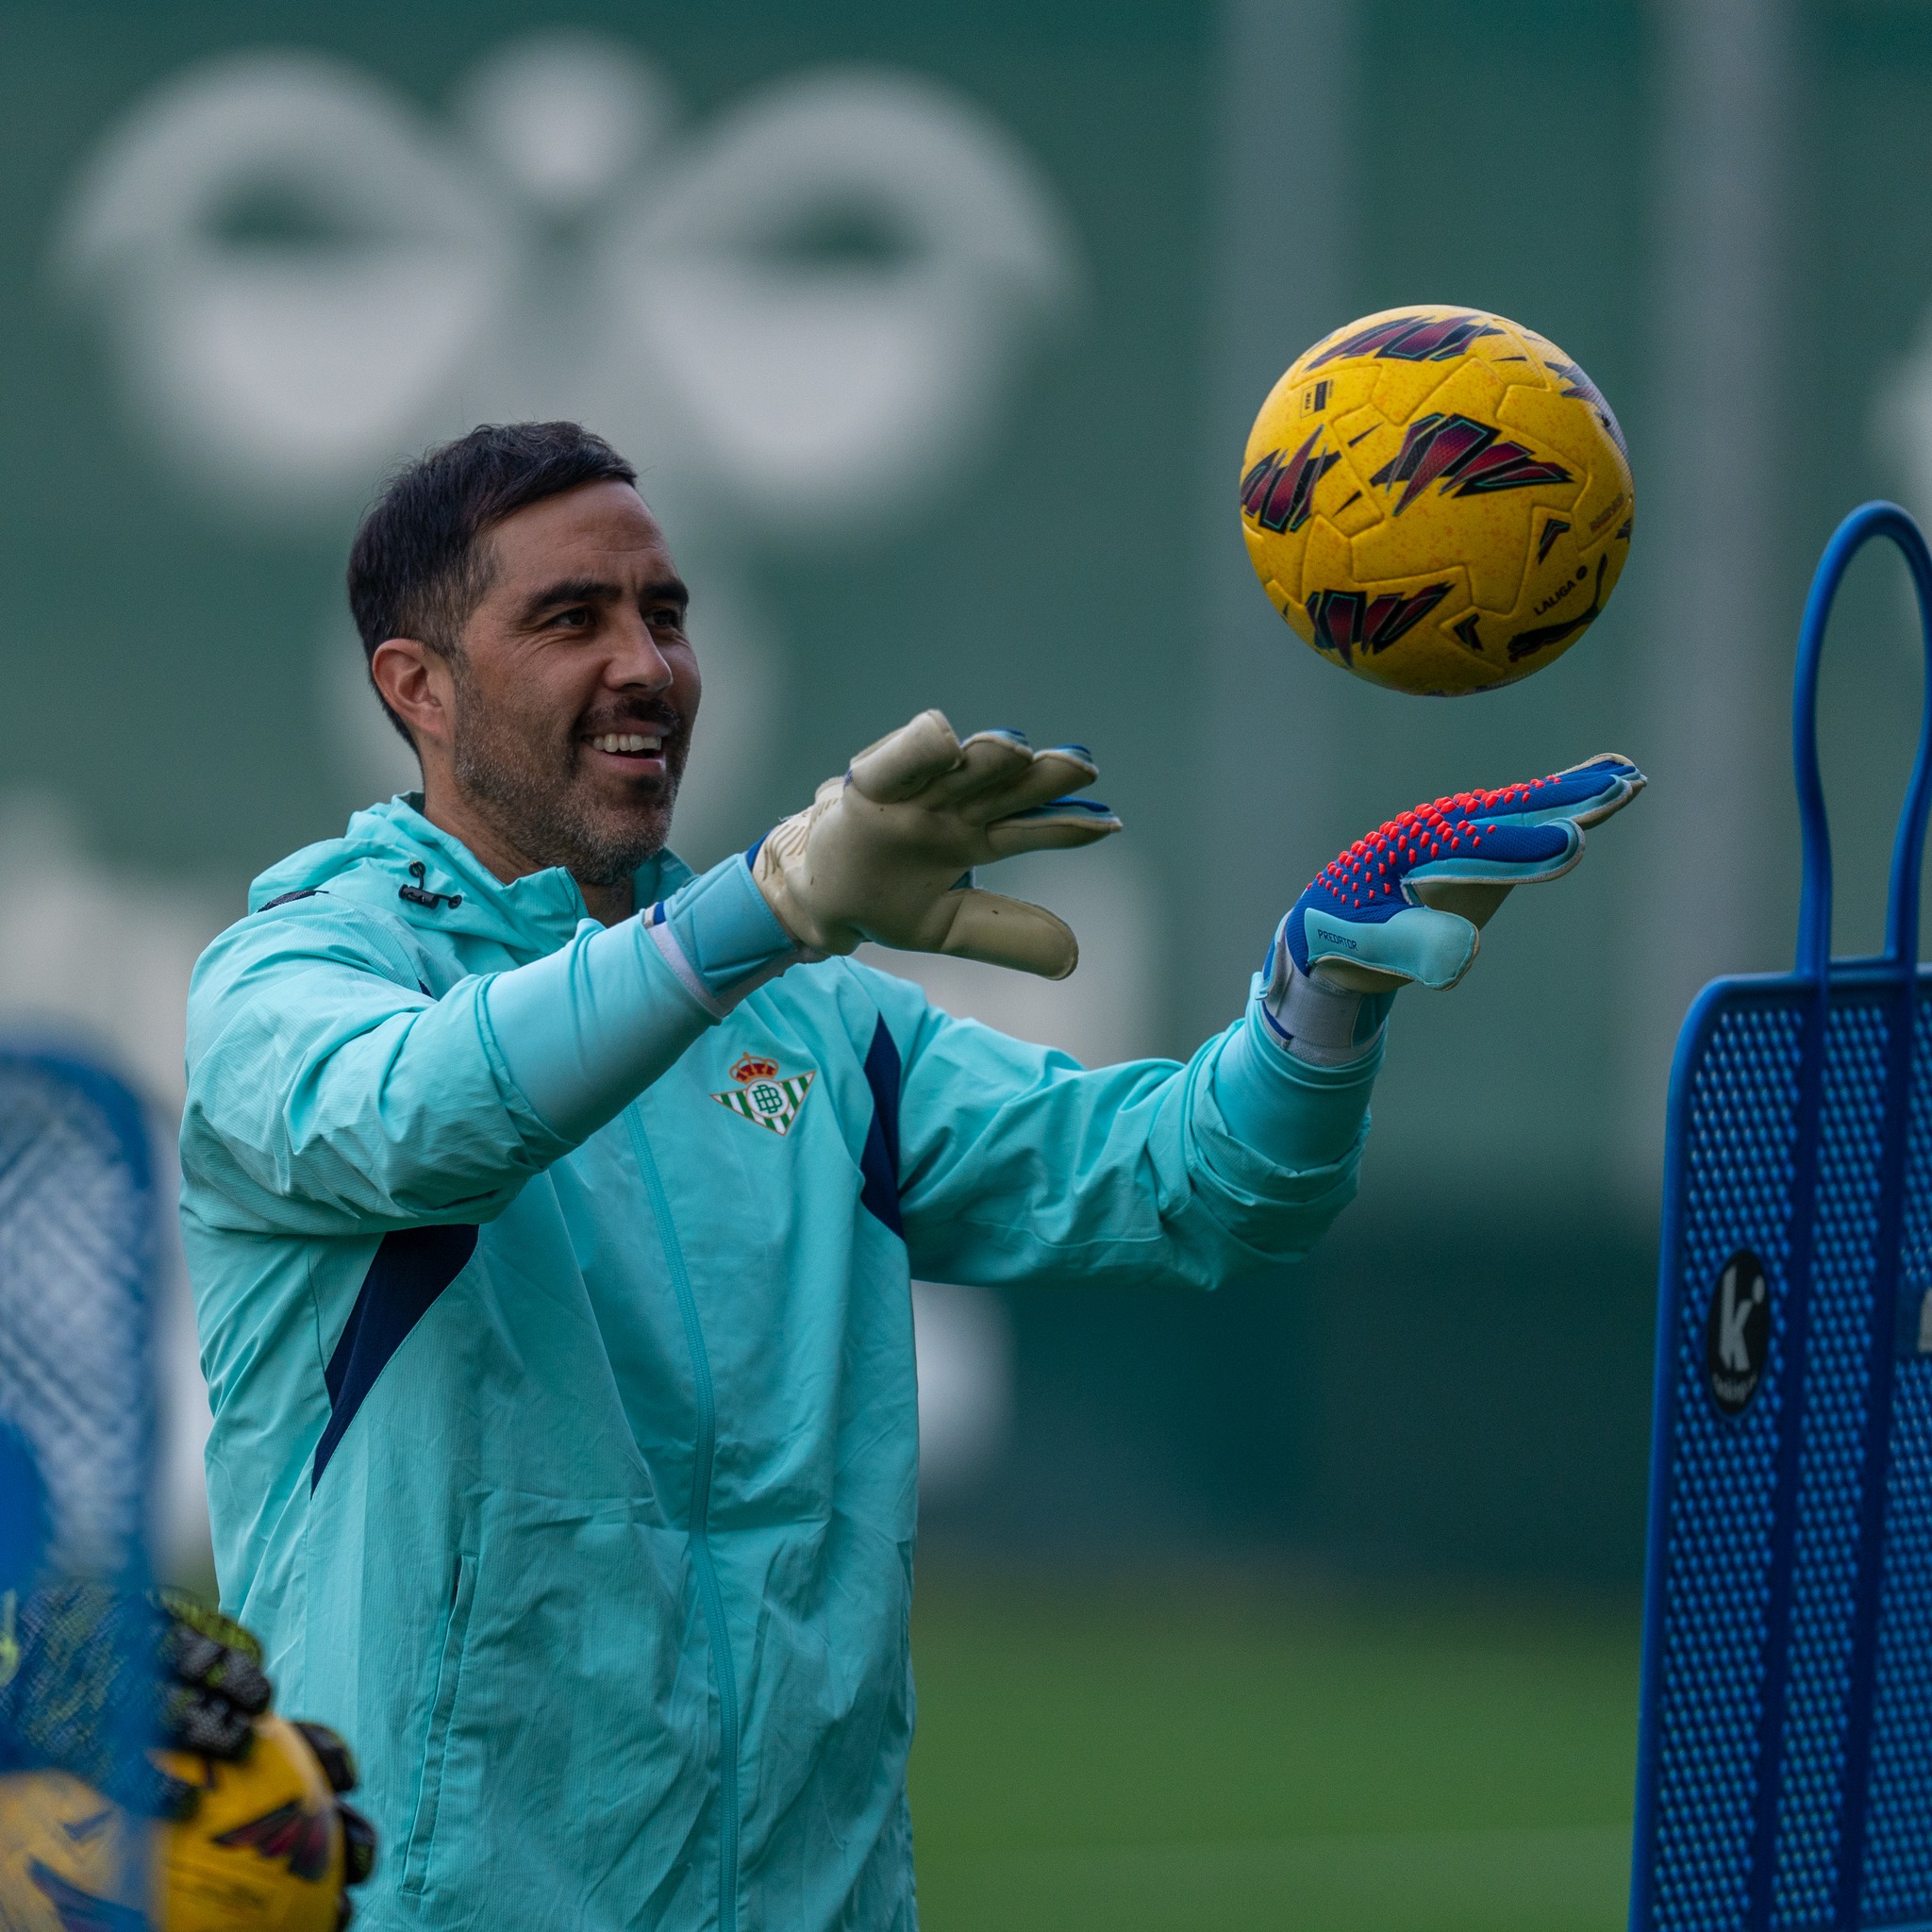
left=1259, top=754, right=1644, bottom=1064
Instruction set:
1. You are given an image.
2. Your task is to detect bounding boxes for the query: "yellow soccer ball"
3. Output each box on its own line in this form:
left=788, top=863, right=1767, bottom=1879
left=0, top=1715, right=345, bottom=1932
left=1240, top=305, right=1634, bottom=695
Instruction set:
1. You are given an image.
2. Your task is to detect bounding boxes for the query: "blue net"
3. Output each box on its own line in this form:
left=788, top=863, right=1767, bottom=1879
left=1634, top=982, right=1932, bottom=1930
left=0, top=1041, right=158, bottom=1902
left=0, top=1051, right=157, bottom=1591
left=1860, top=997, right=1932, bottom=1920
left=1641, top=995, right=1801, bottom=1932
left=1634, top=504, right=1932, bottom=1931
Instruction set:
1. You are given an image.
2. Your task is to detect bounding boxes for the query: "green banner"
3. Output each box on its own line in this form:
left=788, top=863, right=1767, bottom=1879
left=7, top=0, right=1931, bottom=1578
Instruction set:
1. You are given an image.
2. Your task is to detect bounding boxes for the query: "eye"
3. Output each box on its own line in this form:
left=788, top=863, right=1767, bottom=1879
left=550, top=606, right=593, bottom=631
left=648, top=605, right=689, bottom=637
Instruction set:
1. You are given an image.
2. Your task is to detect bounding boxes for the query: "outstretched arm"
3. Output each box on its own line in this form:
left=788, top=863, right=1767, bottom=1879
left=1212, top=753, right=1646, bottom=1144
left=894, top=756, right=1644, bottom=1291
left=184, top=710, right=1119, bottom=1230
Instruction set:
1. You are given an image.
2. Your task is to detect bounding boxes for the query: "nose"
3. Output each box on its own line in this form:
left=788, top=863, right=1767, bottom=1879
left=605, top=611, right=674, bottom=693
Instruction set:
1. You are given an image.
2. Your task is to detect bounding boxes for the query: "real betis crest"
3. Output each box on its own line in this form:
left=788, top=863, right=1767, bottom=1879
left=712, top=1053, right=815, bottom=1137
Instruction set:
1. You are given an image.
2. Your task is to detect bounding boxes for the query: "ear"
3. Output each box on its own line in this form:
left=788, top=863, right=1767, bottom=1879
left=369, top=638, right=453, bottom=754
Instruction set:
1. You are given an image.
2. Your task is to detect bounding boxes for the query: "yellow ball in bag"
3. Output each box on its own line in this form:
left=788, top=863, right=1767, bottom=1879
left=0, top=1714, right=346, bottom=1932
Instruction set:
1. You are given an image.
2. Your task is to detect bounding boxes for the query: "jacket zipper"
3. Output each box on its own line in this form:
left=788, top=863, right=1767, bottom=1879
left=626, top=1110, right=741, bottom=1932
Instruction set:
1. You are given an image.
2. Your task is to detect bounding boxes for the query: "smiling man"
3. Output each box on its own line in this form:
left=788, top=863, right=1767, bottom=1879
left=180, top=421, right=1641, bottom=1932
left=355, top=450, right=697, bottom=921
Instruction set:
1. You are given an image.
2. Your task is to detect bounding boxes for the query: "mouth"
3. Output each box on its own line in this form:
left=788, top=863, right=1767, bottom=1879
left=582, top=728, right=671, bottom=778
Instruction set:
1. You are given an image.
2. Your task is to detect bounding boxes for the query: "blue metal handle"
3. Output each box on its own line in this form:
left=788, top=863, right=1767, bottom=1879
left=1793, top=500, right=1932, bottom=980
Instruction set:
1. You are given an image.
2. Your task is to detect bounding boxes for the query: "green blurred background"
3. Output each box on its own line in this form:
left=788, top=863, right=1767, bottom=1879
left=4, top=0, right=1931, bottom=1923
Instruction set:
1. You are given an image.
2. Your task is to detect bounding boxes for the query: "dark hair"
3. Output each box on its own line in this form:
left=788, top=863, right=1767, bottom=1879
left=347, top=421, right=639, bottom=741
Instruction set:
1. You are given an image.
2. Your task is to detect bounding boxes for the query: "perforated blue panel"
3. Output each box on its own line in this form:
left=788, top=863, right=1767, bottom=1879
left=1633, top=976, right=1932, bottom=1932
left=1774, top=999, right=1890, bottom=1929
left=1858, top=992, right=1932, bottom=1924
left=1642, top=991, right=1804, bottom=1932
left=1635, top=502, right=1932, bottom=1932
left=0, top=1050, right=156, bottom=1582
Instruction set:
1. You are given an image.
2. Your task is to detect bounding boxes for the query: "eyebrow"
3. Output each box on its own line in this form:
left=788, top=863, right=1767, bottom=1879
left=518, top=575, right=691, bottom=624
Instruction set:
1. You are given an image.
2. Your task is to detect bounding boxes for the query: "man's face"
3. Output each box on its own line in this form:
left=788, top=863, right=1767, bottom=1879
left=446, top=481, right=700, bottom=886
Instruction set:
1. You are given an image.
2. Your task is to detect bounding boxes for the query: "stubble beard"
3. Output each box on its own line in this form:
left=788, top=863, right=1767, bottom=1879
left=448, top=662, right=687, bottom=889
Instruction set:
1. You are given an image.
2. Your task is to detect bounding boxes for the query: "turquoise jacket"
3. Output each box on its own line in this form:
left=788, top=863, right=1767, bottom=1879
left=180, top=798, right=1371, bottom=1932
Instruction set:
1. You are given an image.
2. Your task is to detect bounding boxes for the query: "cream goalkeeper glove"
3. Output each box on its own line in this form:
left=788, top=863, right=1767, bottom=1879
left=751, top=710, right=1121, bottom=980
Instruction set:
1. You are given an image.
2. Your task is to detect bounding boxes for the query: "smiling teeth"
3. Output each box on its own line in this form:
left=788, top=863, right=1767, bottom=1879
left=592, top=734, right=661, bottom=753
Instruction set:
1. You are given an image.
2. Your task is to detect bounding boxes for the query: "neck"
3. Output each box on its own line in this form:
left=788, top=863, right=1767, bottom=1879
left=575, top=876, right=638, bottom=925
left=419, top=774, right=638, bottom=928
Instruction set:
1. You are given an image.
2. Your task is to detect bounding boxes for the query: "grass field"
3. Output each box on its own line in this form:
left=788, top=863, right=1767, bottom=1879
left=908, top=1568, right=1641, bottom=1932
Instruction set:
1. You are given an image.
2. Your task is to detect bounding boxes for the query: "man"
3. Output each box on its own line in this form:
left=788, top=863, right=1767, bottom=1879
left=181, top=421, right=1640, bottom=1930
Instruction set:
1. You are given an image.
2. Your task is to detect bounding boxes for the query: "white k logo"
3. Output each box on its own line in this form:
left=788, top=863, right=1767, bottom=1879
left=1718, top=1262, right=1763, bottom=1373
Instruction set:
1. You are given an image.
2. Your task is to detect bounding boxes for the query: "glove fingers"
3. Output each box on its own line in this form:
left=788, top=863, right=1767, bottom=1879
left=966, top=747, right=1105, bottom=821
left=1557, top=754, right=1646, bottom=828
left=984, top=802, right=1123, bottom=856
left=293, top=1720, right=360, bottom=1794
left=1285, top=754, right=1639, bottom=1003
left=337, top=1800, right=379, bottom=1885
left=164, top=1622, right=272, bottom=1719
left=163, top=1681, right=256, bottom=1758
left=157, top=1591, right=265, bottom=1673
left=1489, top=753, right=1646, bottom=830
left=994, top=745, right=1102, bottom=808
left=937, top=889, right=1081, bottom=979
left=847, top=710, right=962, bottom=802
left=918, top=730, right=1037, bottom=809
left=1403, top=818, right=1580, bottom=892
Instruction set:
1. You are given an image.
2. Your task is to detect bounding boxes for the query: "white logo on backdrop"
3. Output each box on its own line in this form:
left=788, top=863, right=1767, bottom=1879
left=55, top=30, right=1082, bottom=858
left=25, top=34, right=1152, bottom=1541
left=58, top=33, right=1077, bottom=525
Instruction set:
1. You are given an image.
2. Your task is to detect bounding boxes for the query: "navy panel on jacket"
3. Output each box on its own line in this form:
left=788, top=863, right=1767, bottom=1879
left=859, top=1016, right=904, bottom=1237
left=312, top=1223, right=478, bottom=1488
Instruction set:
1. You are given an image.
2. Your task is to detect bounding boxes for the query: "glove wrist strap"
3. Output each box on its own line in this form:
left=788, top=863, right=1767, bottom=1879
left=646, top=852, right=822, bottom=1019
left=1259, top=933, right=1385, bottom=1068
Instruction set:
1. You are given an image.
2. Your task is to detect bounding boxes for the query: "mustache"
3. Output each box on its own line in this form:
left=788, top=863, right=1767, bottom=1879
left=575, top=703, right=685, bottom=738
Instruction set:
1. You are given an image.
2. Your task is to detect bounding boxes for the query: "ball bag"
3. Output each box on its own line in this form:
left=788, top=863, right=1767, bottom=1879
left=0, top=1714, right=345, bottom=1932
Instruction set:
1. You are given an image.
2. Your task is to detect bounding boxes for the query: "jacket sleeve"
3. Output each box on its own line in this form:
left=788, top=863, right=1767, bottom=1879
left=182, top=852, right=805, bottom=1235
left=181, top=895, right=700, bottom=1236
left=862, top=967, right=1373, bottom=1293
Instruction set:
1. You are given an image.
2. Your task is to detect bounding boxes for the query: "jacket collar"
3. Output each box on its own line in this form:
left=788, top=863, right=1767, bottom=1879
left=248, top=794, right=695, bottom=958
